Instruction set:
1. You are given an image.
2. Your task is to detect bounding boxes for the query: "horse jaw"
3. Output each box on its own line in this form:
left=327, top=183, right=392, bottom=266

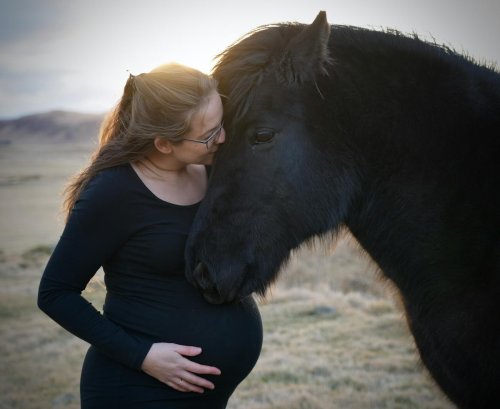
left=188, top=261, right=247, bottom=304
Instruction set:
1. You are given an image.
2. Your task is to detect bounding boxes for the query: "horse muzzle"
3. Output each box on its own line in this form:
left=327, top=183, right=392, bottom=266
left=189, top=261, right=246, bottom=304
left=190, top=262, right=222, bottom=304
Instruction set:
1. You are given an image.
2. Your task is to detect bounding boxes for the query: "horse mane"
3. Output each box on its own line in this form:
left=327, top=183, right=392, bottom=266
left=333, top=24, right=496, bottom=70
left=212, top=22, right=498, bottom=122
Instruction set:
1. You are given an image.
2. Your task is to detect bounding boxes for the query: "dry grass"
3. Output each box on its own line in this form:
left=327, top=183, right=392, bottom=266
left=229, top=244, right=454, bottom=409
left=0, top=142, right=93, bottom=253
left=0, top=142, right=455, bottom=408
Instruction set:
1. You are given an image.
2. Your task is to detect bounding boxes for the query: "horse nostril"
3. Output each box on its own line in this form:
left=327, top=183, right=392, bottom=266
left=193, top=262, right=213, bottom=291
left=191, top=261, right=226, bottom=304
left=193, top=261, right=204, bottom=277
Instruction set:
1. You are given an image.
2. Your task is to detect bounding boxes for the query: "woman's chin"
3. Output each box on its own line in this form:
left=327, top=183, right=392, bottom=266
left=200, top=154, right=215, bottom=165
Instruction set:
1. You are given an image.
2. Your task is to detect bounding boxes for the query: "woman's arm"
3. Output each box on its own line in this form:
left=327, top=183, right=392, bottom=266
left=38, top=170, right=152, bottom=368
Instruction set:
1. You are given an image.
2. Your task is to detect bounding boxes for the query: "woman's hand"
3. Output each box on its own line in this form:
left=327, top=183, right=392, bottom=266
left=141, top=342, right=221, bottom=393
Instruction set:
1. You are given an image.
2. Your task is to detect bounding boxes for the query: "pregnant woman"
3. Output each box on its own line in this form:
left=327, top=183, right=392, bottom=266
left=38, top=63, right=263, bottom=409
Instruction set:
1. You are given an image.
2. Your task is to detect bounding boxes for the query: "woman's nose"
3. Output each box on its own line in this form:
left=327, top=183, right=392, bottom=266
left=216, top=127, right=226, bottom=144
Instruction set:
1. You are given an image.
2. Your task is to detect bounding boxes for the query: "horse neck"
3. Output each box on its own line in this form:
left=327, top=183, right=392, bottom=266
left=326, top=27, right=499, bottom=194
left=325, top=29, right=500, bottom=290
left=327, top=27, right=484, bottom=125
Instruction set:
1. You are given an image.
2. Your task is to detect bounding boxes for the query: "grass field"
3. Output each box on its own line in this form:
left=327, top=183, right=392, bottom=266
left=0, top=141, right=455, bottom=409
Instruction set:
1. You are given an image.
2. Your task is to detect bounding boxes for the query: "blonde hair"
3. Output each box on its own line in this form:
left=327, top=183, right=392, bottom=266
left=63, top=63, right=218, bottom=218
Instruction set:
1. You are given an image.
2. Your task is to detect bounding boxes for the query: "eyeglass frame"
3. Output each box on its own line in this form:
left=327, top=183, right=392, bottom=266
left=181, top=121, right=224, bottom=150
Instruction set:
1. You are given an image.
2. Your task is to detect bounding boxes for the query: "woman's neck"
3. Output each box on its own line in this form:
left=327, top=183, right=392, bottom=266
left=130, top=158, right=207, bottom=205
left=134, top=151, right=187, bottom=181
left=134, top=159, right=184, bottom=181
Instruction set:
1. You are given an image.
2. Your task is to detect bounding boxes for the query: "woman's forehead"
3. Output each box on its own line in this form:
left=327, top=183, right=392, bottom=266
left=187, top=92, right=223, bottom=136
left=195, top=93, right=223, bottom=124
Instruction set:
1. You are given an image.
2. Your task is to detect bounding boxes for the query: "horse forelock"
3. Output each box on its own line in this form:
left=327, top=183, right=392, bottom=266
left=212, top=23, right=305, bottom=122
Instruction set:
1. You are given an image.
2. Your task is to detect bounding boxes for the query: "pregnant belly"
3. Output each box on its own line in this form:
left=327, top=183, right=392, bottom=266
left=104, top=275, right=263, bottom=392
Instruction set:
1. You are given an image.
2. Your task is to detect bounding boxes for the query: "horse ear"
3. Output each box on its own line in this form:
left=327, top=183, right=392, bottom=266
left=279, top=11, right=332, bottom=84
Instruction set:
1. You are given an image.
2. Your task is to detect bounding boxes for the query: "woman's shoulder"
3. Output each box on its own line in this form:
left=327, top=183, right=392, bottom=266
left=66, top=165, right=138, bottom=240
left=80, top=165, right=133, bottom=203
left=95, top=163, right=131, bottom=181
left=89, top=164, right=131, bottom=187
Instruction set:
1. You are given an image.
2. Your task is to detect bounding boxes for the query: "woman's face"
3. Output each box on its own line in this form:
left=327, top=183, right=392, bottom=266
left=174, top=91, right=225, bottom=165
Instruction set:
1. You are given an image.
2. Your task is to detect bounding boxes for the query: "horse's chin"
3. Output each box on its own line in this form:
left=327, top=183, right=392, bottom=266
left=201, top=289, right=226, bottom=305
left=190, top=261, right=243, bottom=304
left=201, top=277, right=250, bottom=304
left=202, top=285, right=254, bottom=305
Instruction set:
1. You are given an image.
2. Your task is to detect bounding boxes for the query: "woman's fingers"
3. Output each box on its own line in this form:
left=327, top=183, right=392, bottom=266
left=174, top=345, right=221, bottom=390
left=183, top=358, right=221, bottom=376
left=141, top=343, right=221, bottom=393
left=166, top=371, right=213, bottom=394
left=172, top=344, right=202, bottom=357
left=168, top=376, right=204, bottom=393
left=179, top=370, right=217, bottom=390
left=173, top=344, right=222, bottom=376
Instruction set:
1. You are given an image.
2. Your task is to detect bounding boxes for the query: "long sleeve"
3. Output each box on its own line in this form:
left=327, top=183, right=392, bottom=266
left=37, top=169, right=152, bottom=369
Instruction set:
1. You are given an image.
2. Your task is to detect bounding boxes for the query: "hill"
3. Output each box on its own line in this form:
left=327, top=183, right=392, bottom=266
left=0, top=110, right=104, bottom=145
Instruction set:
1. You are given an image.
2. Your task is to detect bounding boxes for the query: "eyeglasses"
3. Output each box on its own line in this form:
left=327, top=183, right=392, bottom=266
left=182, top=121, right=224, bottom=150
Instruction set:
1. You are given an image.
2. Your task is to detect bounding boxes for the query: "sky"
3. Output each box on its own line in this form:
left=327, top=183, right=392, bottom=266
left=0, top=0, right=499, bottom=119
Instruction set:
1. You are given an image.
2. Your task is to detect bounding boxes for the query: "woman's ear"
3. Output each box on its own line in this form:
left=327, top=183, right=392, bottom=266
left=154, top=136, right=173, bottom=154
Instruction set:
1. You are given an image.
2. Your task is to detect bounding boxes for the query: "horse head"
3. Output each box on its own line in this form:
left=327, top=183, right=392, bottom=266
left=185, top=12, right=361, bottom=304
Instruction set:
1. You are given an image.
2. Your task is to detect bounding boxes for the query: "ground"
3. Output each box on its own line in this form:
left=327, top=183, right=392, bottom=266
left=0, top=140, right=454, bottom=409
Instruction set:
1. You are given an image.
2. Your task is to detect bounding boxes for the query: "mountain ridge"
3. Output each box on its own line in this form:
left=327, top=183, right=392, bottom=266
left=0, top=110, right=105, bottom=145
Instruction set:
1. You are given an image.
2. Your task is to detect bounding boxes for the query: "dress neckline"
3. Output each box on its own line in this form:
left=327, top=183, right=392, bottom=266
left=126, top=163, right=203, bottom=208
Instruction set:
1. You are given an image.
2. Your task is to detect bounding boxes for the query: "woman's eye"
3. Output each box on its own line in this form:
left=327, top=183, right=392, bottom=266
left=253, top=130, right=275, bottom=144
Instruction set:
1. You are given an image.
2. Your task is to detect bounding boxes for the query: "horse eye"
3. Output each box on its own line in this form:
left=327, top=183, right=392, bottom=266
left=253, top=129, right=275, bottom=144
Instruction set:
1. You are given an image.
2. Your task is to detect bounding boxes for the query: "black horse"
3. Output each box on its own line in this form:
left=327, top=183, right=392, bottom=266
left=185, top=11, right=500, bottom=409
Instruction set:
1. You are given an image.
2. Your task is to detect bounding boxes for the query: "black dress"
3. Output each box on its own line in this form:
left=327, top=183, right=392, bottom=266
left=38, top=164, right=263, bottom=409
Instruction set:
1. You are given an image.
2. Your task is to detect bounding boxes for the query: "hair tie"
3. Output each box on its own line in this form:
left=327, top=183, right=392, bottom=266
left=124, top=70, right=136, bottom=96
left=126, top=69, right=135, bottom=81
